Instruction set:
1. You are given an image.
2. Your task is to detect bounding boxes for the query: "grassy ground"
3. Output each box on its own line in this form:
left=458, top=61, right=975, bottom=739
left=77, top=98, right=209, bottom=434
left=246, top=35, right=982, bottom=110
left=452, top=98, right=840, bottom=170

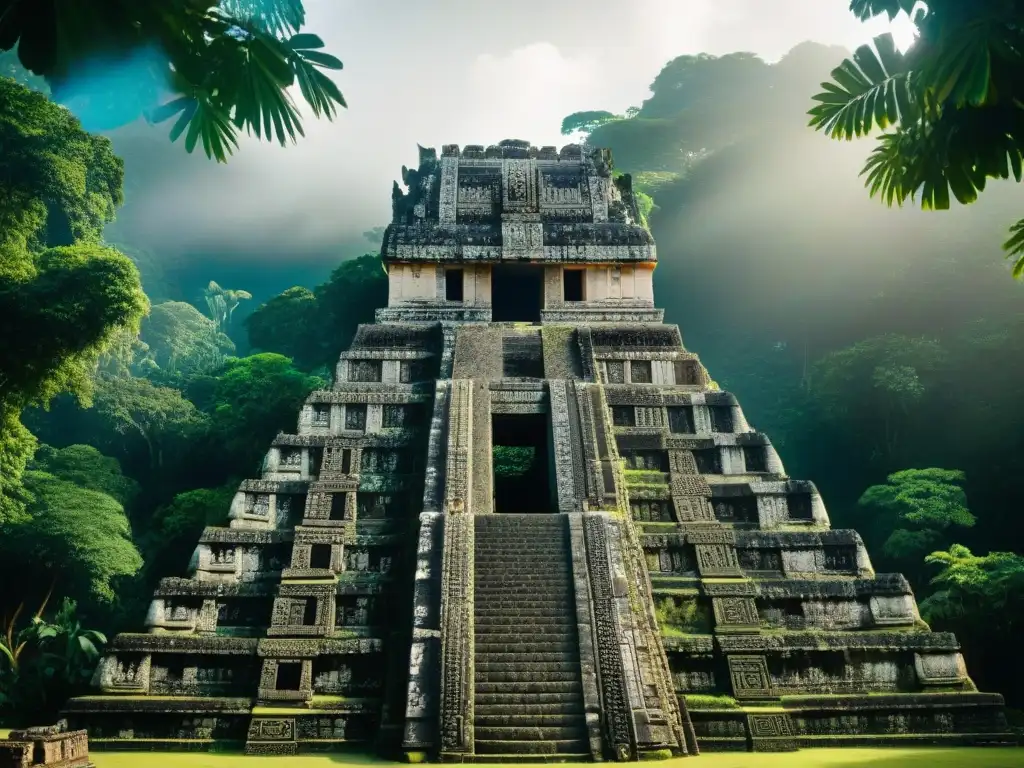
left=1, top=735, right=1021, bottom=768
left=20, top=748, right=1024, bottom=768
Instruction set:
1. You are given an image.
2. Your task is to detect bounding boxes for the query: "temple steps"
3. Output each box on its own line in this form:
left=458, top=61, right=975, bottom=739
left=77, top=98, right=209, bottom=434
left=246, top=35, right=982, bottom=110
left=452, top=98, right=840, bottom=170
left=476, top=617, right=576, bottom=628
left=476, top=714, right=584, bottom=728
left=476, top=726, right=589, bottom=742
left=475, top=652, right=577, bottom=664
left=474, top=702, right=585, bottom=715
left=475, top=680, right=583, bottom=695
left=475, top=640, right=578, bottom=653
left=473, top=514, right=590, bottom=759
left=475, top=667, right=581, bottom=683
left=475, top=605, right=575, bottom=617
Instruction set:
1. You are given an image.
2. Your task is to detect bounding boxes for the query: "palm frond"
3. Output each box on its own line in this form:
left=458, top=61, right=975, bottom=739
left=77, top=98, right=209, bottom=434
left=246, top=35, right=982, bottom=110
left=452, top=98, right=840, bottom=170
left=925, top=19, right=993, bottom=108
left=809, top=34, right=917, bottom=139
left=218, top=0, right=305, bottom=37
left=1002, top=218, right=1024, bottom=278
left=286, top=33, right=346, bottom=118
left=849, top=0, right=920, bottom=22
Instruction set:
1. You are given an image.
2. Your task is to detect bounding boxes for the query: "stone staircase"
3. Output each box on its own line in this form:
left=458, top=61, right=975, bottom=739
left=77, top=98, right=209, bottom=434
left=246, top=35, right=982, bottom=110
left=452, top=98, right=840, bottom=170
left=473, top=514, right=590, bottom=760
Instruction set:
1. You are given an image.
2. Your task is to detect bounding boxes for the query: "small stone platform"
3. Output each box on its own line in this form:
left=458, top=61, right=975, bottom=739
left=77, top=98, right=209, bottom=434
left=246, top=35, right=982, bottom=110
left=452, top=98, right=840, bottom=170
left=0, top=723, right=92, bottom=768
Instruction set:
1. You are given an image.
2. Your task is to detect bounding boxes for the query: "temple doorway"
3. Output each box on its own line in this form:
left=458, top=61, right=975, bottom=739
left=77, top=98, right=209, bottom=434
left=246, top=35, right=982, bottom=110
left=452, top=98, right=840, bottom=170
left=491, top=413, right=555, bottom=513
left=491, top=264, right=543, bottom=322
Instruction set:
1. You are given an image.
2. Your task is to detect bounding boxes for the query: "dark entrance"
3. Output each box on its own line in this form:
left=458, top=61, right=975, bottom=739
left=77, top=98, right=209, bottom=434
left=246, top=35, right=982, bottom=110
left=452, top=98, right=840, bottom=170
left=491, top=264, right=543, bottom=322
left=491, top=413, right=555, bottom=513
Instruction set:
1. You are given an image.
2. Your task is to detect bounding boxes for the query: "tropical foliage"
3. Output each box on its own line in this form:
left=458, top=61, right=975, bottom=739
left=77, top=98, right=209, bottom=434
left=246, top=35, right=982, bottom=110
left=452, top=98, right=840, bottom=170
left=246, top=253, right=389, bottom=372
left=0, top=76, right=147, bottom=524
left=0, top=596, right=107, bottom=722
left=809, top=1, right=1024, bottom=275
left=0, top=0, right=346, bottom=160
left=858, top=468, right=975, bottom=585
left=139, top=301, right=236, bottom=378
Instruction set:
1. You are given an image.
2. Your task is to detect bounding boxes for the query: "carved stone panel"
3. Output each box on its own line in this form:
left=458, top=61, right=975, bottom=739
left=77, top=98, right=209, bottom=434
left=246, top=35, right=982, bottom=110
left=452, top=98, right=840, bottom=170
left=695, top=544, right=743, bottom=577
left=711, top=596, right=760, bottom=631
left=673, top=495, right=715, bottom=523
left=438, top=514, right=474, bottom=753
left=582, top=515, right=633, bottom=758
left=502, top=159, right=538, bottom=212
left=746, top=713, right=798, bottom=752
left=727, top=655, right=773, bottom=700
left=248, top=717, right=296, bottom=742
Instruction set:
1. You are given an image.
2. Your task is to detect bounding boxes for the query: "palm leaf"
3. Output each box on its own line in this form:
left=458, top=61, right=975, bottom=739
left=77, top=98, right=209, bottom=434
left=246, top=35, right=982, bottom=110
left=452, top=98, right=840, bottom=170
left=286, top=33, right=346, bottom=118
left=926, top=20, right=993, bottom=108
left=809, top=34, right=916, bottom=139
left=1003, top=218, right=1024, bottom=278
left=849, top=0, right=920, bottom=22
left=218, top=0, right=305, bottom=36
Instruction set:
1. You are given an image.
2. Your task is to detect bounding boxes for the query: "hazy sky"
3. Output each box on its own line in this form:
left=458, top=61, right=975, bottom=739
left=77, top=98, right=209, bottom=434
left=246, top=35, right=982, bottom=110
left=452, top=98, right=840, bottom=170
left=112, top=0, right=915, bottom=254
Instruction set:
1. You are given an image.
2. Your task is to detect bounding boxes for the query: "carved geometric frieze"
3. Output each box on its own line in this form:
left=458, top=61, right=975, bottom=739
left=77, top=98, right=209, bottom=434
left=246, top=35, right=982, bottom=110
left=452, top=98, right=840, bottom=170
left=694, top=544, right=743, bottom=578
left=702, top=580, right=758, bottom=598
left=501, top=159, right=538, bottom=212
left=672, top=474, right=712, bottom=498
left=746, top=713, right=798, bottom=752
left=711, top=596, right=760, bottom=631
left=439, top=156, right=459, bottom=225
left=438, top=513, right=474, bottom=753
left=727, top=655, right=773, bottom=700
left=687, top=529, right=737, bottom=546
left=582, top=515, right=634, bottom=757
left=247, top=717, right=296, bottom=743
left=501, top=218, right=544, bottom=260
left=668, top=449, right=699, bottom=477
left=673, top=495, right=715, bottom=523
left=443, top=380, right=472, bottom=514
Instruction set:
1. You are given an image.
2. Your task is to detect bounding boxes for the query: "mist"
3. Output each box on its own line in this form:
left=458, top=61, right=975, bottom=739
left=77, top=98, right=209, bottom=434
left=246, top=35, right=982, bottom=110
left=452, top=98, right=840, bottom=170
left=94, top=0, right=919, bottom=311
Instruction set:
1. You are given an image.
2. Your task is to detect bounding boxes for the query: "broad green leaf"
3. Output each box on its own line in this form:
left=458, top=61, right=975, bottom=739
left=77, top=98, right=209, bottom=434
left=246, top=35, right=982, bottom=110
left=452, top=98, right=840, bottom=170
left=287, top=33, right=325, bottom=50
left=296, top=49, right=342, bottom=69
left=148, top=96, right=194, bottom=124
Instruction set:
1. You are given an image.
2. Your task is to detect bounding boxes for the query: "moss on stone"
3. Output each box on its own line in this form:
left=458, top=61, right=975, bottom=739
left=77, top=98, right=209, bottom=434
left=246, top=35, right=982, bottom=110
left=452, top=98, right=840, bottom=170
left=638, top=748, right=674, bottom=760
left=684, top=694, right=741, bottom=710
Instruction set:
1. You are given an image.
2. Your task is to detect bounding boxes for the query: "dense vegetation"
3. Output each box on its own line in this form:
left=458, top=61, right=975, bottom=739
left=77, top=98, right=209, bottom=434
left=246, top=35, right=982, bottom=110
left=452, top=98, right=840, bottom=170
left=1, top=0, right=1023, bottom=727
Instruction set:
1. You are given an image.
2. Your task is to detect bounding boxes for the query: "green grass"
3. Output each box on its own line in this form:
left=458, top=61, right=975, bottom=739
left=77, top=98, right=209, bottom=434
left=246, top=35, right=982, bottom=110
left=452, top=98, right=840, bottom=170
left=2, top=733, right=1020, bottom=767
left=59, top=748, right=1024, bottom=767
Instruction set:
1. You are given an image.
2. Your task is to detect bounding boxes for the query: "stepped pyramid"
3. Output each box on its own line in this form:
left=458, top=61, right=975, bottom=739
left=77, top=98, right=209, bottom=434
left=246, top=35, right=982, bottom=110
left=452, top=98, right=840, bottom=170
left=67, top=140, right=1012, bottom=759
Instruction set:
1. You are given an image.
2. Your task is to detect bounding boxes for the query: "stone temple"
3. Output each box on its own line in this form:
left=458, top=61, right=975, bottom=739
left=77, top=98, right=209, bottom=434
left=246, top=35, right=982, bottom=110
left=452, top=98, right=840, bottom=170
left=66, top=140, right=1012, bottom=759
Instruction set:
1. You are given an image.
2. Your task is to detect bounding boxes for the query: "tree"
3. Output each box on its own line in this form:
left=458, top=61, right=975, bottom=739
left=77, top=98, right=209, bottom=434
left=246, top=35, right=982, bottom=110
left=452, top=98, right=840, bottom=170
left=920, top=544, right=1024, bottom=701
left=560, top=110, right=621, bottom=136
left=1, top=471, right=142, bottom=607
left=809, top=1, right=1024, bottom=275
left=314, top=255, right=389, bottom=367
left=857, top=468, right=976, bottom=582
left=810, top=335, right=946, bottom=468
left=245, top=254, right=388, bottom=372
left=0, top=78, right=147, bottom=522
left=140, top=301, right=235, bottom=377
left=29, top=444, right=139, bottom=509
left=203, top=281, right=252, bottom=334
left=144, top=485, right=236, bottom=576
left=207, top=354, right=324, bottom=470
left=0, top=1, right=346, bottom=161
left=91, top=375, right=205, bottom=471
left=245, top=286, right=322, bottom=369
